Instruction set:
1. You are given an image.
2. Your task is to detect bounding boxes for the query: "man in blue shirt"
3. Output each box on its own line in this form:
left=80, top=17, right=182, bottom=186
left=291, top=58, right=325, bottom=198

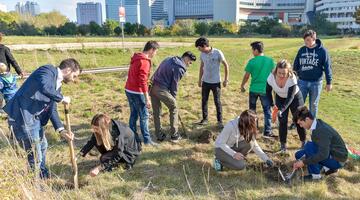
left=4, top=58, right=81, bottom=179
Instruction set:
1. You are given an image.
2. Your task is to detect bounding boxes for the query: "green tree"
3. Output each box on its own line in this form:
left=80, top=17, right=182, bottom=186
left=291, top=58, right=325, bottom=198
left=114, top=26, right=122, bottom=36
left=77, top=24, right=90, bottom=36
left=89, top=21, right=104, bottom=35
left=43, top=25, right=58, bottom=35
left=208, top=22, right=227, bottom=35
left=256, top=17, right=280, bottom=34
left=124, top=22, right=136, bottom=35
left=13, top=22, right=40, bottom=36
left=58, top=22, right=77, bottom=35
left=310, top=13, right=339, bottom=35
left=170, top=20, right=195, bottom=36
left=194, top=21, right=210, bottom=36
left=238, top=20, right=257, bottom=35
left=271, top=24, right=292, bottom=37
left=135, top=23, right=148, bottom=36
left=0, top=11, right=20, bottom=24
left=33, top=11, right=68, bottom=28
left=102, top=19, right=118, bottom=36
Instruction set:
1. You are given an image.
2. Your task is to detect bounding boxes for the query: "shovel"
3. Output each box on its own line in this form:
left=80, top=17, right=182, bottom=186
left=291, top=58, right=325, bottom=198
left=278, top=167, right=297, bottom=184
left=64, top=104, right=79, bottom=189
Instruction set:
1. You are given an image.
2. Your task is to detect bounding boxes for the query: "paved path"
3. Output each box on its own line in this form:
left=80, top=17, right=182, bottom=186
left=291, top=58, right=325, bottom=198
left=8, top=41, right=193, bottom=51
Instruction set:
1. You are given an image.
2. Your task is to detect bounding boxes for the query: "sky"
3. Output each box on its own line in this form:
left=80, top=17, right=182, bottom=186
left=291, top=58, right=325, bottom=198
left=0, top=0, right=108, bottom=22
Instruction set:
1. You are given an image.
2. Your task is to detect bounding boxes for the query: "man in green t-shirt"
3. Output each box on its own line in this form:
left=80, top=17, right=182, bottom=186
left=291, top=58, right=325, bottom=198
left=240, top=41, right=275, bottom=137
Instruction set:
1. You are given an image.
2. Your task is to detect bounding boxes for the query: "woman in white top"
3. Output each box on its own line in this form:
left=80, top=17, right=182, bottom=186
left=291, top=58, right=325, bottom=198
left=214, top=110, right=273, bottom=171
left=266, top=60, right=306, bottom=153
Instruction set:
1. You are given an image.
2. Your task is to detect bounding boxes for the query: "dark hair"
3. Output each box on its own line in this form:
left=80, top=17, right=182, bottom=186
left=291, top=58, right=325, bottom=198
left=303, top=30, right=316, bottom=40
left=59, top=58, right=82, bottom=72
left=294, top=106, right=314, bottom=122
left=182, top=51, right=196, bottom=61
left=238, top=109, right=258, bottom=143
left=195, top=37, right=209, bottom=48
left=143, top=40, right=159, bottom=52
left=250, top=41, right=264, bottom=53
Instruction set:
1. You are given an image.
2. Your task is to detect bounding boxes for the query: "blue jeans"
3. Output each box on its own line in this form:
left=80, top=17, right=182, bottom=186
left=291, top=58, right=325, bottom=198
left=9, top=119, right=49, bottom=179
left=295, top=142, right=343, bottom=175
left=126, top=91, right=151, bottom=144
left=249, top=92, right=272, bottom=134
left=298, top=80, right=323, bottom=118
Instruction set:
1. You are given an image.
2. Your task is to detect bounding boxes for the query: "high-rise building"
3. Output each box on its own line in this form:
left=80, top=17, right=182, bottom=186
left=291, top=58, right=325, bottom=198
left=15, top=1, right=40, bottom=16
left=214, top=0, right=315, bottom=25
left=150, top=0, right=169, bottom=25
left=172, top=0, right=213, bottom=22
left=76, top=2, right=103, bottom=25
left=0, top=3, right=7, bottom=12
left=316, top=0, right=360, bottom=31
left=125, top=0, right=141, bottom=24
left=106, top=0, right=122, bottom=21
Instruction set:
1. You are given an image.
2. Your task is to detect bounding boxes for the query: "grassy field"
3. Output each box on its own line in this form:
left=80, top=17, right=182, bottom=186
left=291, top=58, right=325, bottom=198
left=0, top=36, right=360, bottom=199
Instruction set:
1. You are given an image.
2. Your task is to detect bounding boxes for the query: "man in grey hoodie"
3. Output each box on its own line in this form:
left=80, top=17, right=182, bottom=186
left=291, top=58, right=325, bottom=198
left=150, top=51, right=196, bottom=142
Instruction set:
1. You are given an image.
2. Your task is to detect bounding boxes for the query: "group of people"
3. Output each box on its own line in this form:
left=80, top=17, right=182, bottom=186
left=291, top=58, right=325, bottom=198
left=214, top=30, right=347, bottom=181
left=0, top=30, right=348, bottom=181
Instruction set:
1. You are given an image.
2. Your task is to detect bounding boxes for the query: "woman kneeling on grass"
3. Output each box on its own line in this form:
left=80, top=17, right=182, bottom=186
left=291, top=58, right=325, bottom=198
left=79, top=114, right=140, bottom=177
left=214, top=110, right=273, bottom=171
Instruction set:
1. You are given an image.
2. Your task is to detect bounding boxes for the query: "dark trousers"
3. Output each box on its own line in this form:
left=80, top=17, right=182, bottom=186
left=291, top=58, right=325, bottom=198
left=201, top=81, right=222, bottom=122
left=249, top=92, right=272, bottom=134
left=295, top=142, right=343, bottom=175
left=275, top=91, right=306, bottom=144
left=100, top=150, right=126, bottom=171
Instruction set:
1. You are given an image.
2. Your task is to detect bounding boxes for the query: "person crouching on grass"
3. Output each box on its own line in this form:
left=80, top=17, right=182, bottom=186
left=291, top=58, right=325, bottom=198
left=213, top=110, right=274, bottom=171
left=79, top=114, right=140, bottom=177
left=292, top=106, right=348, bottom=181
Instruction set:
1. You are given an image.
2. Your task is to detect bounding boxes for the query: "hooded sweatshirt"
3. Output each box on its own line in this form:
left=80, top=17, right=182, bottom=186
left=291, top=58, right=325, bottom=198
left=125, top=53, right=151, bottom=94
left=293, top=39, right=332, bottom=84
left=214, top=117, right=269, bottom=162
left=152, top=56, right=187, bottom=98
left=0, top=44, right=22, bottom=75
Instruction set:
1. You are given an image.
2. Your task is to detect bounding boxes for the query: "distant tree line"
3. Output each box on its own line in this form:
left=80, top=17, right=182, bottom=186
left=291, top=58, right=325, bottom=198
left=1, top=10, right=356, bottom=37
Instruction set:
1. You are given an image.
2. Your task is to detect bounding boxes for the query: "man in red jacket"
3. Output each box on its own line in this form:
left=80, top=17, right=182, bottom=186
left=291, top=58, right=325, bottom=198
left=125, top=41, right=159, bottom=147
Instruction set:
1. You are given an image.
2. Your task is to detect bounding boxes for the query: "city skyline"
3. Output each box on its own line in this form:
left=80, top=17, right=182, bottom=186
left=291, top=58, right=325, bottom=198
left=0, top=0, right=107, bottom=22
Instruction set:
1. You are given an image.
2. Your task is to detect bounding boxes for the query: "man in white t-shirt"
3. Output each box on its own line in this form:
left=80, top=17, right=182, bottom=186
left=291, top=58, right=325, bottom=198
left=195, top=37, right=229, bottom=128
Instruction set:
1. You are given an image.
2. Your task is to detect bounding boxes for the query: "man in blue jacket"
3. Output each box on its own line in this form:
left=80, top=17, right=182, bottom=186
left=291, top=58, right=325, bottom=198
left=4, top=58, right=81, bottom=179
left=293, top=30, right=332, bottom=118
left=149, top=51, right=196, bottom=142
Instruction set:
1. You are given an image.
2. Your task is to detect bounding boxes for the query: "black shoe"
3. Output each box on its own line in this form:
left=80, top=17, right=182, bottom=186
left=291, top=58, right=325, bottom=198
left=325, top=169, right=338, bottom=176
left=262, top=132, right=277, bottom=139
left=197, top=119, right=208, bottom=125
left=157, top=132, right=166, bottom=142
left=170, top=133, right=182, bottom=143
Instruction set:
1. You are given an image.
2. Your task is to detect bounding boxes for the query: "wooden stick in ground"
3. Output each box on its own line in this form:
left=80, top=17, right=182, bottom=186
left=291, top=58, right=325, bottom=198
left=64, top=103, right=79, bottom=189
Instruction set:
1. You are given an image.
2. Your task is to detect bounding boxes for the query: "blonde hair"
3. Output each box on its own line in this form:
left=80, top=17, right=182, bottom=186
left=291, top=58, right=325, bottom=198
left=273, top=59, right=295, bottom=78
left=91, top=114, right=114, bottom=151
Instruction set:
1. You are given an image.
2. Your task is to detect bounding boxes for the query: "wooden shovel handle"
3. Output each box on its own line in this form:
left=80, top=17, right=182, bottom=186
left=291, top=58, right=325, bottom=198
left=64, top=103, right=79, bottom=189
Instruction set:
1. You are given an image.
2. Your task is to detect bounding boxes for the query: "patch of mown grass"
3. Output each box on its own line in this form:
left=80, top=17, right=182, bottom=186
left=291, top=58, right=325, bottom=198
left=1, top=37, right=360, bottom=199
